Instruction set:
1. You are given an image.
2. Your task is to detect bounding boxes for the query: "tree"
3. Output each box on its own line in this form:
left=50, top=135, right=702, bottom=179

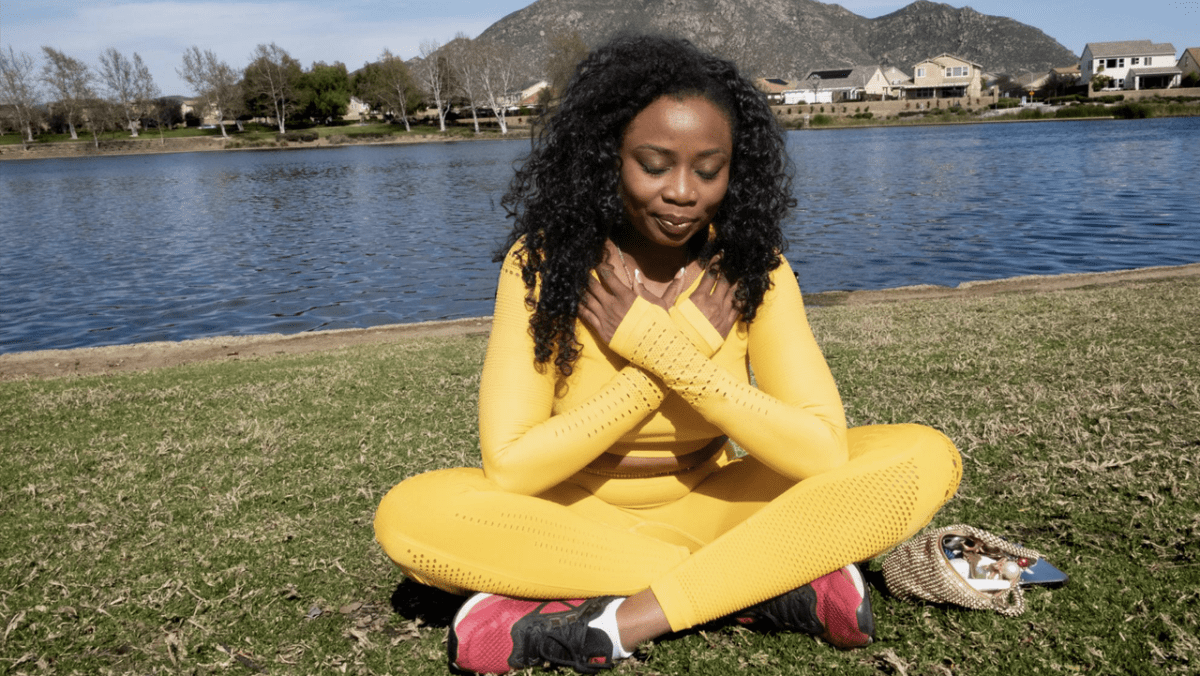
left=445, top=34, right=484, bottom=134
left=543, top=31, right=589, bottom=103
left=81, top=96, right=118, bottom=148
left=177, top=46, right=242, bottom=138
left=354, top=49, right=419, bottom=131
left=297, top=61, right=351, bottom=123
left=1091, top=73, right=1112, bottom=93
left=1038, top=71, right=1078, bottom=99
left=0, top=46, right=42, bottom=146
left=475, top=39, right=520, bottom=134
left=98, top=47, right=158, bottom=137
left=417, top=40, right=450, bottom=132
left=41, top=47, right=94, bottom=140
left=149, top=96, right=184, bottom=141
left=243, top=43, right=301, bottom=133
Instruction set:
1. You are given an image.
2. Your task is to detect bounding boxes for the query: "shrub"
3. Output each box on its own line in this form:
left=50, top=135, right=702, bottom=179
left=278, top=131, right=318, bottom=143
left=810, top=114, right=834, bottom=126
left=1054, top=104, right=1113, bottom=118
left=1112, top=103, right=1151, bottom=119
left=992, top=98, right=1021, bottom=109
left=850, top=111, right=874, bottom=120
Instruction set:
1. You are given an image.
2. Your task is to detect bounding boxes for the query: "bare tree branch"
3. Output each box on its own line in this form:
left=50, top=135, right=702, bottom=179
left=41, top=47, right=94, bottom=140
left=178, top=46, right=242, bottom=138
left=98, top=47, right=158, bottom=137
left=0, top=46, right=42, bottom=146
left=417, top=40, right=449, bottom=132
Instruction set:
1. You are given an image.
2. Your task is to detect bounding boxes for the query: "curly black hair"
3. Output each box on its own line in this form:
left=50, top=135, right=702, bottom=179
left=498, top=33, right=796, bottom=376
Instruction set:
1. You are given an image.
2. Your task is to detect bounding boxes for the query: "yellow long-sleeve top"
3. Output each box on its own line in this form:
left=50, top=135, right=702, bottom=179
left=479, top=245, right=849, bottom=497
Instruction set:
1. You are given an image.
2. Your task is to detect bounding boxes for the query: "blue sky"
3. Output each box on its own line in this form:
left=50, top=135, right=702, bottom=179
left=2, top=0, right=1196, bottom=96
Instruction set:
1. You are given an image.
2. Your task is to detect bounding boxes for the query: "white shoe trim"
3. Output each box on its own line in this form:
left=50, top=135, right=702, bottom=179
left=845, top=564, right=866, bottom=598
left=453, top=592, right=494, bottom=629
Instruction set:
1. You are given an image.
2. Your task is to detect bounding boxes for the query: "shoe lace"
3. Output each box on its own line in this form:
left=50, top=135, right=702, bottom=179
left=523, top=614, right=614, bottom=674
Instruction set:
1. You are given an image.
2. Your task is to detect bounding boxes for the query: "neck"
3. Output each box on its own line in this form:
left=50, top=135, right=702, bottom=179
left=613, top=231, right=695, bottom=283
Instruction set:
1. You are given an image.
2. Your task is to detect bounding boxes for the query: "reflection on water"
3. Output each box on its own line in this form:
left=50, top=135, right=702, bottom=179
left=1, top=118, right=1197, bottom=353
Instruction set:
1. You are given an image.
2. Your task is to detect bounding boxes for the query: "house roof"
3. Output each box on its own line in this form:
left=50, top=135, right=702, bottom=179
left=882, top=66, right=911, bottom=84
left=1052, top=65, right=1081, bottom=76
left=916, top=53, right=984, bottom=70
left=756, top=78, right=794, bottom=94
left=1014, top=72, right=1050, bottom=88
left=1084, top=40, right=1176, bottom=58
left=799, top=66, right=880, bottom=91
left=1127, top=66, right=1183, bottom=77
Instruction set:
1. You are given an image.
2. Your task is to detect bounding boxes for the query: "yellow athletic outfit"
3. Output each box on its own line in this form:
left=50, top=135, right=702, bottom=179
left=374, top=245, right=962, bottom=632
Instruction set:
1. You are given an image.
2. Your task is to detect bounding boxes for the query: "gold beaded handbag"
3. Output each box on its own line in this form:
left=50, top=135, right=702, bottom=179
left=881, top=524, right=1043, bottom=617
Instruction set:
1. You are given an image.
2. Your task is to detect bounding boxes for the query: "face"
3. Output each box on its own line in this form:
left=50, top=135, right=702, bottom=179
left=618, top=95, right=733, bottom=250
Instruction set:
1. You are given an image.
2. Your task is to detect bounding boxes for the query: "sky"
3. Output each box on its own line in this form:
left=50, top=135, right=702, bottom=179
left=2, top=0, right=1197, bottom=97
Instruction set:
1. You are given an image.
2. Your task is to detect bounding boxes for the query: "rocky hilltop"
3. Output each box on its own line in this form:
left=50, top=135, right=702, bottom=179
left=476, top=0, right=1077, bottom=79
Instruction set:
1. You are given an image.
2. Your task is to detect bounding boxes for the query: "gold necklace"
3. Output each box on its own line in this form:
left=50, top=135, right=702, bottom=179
left=614, top=243, right=694, bottom=289
left=616, top=245, right=636, bottom=287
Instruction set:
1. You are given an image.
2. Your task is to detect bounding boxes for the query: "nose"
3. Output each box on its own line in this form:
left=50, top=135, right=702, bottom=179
left=663, top=167, right=697, bottom=205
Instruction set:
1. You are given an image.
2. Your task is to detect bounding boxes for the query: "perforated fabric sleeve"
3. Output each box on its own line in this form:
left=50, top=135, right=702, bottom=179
left=479, top=250, right=675, bottom=495
left=608, top=264, right=849, bottom=481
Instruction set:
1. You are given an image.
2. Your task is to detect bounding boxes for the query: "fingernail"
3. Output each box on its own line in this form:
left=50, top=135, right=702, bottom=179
left=676, top=268, right=684, bottom=278
left=635, top=269, right=642, bottom=283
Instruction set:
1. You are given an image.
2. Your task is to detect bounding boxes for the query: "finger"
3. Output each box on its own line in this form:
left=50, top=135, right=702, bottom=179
left=660, top=267, right=688, bottom=305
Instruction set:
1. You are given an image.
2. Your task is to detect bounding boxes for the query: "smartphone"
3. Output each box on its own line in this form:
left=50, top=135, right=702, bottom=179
left=1019, top=558, right=1069, bottom=588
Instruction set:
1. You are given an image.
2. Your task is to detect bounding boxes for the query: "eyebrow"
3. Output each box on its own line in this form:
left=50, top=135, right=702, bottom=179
left=634, top=144, right=729, bottom=158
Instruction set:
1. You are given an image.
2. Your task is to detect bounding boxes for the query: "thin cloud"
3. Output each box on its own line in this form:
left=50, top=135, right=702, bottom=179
left=5, top=1, right=492, bottom=95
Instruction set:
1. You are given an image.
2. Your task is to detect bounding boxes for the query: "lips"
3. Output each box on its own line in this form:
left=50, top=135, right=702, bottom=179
left=654, top=214, right=697, bottom=235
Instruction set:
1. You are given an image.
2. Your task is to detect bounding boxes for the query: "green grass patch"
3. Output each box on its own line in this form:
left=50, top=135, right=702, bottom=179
left=2, top=278, right=1199, bottom=674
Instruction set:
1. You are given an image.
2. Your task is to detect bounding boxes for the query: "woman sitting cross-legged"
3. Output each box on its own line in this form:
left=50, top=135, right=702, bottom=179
left=374, top=33, right=962, bottom=674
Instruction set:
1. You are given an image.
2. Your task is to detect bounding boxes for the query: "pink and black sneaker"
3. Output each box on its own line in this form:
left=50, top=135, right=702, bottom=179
left=736, top=564, right=875, bottom=649
left=449, top=593, right=619, bottom=674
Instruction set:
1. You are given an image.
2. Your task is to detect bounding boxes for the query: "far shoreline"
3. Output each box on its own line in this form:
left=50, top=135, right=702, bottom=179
left=2, top=262, right=1197, bottom=379
left=5, top=104, right=1197, bottom=162
left=0, top=126, right=534, bottom=162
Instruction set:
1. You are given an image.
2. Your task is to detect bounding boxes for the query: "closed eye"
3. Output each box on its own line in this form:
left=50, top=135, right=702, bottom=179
left=640, top=163, right=669, bottom=176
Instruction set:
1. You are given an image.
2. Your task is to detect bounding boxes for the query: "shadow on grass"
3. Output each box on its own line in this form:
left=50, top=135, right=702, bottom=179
left=389, top=579, right=463, bottom=628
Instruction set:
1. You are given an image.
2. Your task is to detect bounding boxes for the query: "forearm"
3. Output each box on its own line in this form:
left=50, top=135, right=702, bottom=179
left=480, top=361, right=667, bottom=495
left=610, top=297, right=848, bottom=480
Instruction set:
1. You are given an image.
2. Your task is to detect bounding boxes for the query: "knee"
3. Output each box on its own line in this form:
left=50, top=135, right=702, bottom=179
left=373, top=467, right=488, bottom=550
left=848, top=423, right=962, bottom=502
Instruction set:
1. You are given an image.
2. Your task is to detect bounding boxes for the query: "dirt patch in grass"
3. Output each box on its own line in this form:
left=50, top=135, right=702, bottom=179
left=2, top=264, right=1197, bottom=380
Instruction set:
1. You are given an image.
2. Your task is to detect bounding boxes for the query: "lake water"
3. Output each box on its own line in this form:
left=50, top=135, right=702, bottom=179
left=2, top=117, right=1198, bottom=354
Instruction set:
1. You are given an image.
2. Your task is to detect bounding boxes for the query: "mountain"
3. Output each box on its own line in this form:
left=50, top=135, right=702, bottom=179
left=475, top=0, right=1078, bottom=80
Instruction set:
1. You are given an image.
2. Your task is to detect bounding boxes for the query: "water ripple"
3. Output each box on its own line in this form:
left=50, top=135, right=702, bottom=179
left=2, top=120, right=1198, bottom=353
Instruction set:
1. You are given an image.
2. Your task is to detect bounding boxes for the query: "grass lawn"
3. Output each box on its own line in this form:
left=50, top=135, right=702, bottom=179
left=1, top=277, right=1197, bottom=675
left=0, top=120, right=513, bottom=149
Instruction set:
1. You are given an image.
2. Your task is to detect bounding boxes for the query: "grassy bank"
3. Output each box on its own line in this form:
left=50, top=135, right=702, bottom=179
left=2, top=277, right=1198, bottom=675
left=780, top=96, right=1200, bottom=129
left=0, top=120, right=528, bottom=159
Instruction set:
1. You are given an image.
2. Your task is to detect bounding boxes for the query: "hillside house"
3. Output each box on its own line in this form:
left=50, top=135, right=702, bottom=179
left=504, top=80, right=550, bottom=109
left=906, top=54, right=984, bottom=99
left=882, top=67, right=912, bottom=91
left=1179, top=47, right=1200, bottom=81
left=1080, top=41, right=1180, bottom=91
left=783, top=66, right=900, bottom=104
left=756, top=78, right=795, bottom=104
left=343, top=97, right=373, bottom=121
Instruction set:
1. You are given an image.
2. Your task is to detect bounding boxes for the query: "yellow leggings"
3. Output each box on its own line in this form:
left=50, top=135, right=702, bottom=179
left=374, top=424, right=961, bottom=632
